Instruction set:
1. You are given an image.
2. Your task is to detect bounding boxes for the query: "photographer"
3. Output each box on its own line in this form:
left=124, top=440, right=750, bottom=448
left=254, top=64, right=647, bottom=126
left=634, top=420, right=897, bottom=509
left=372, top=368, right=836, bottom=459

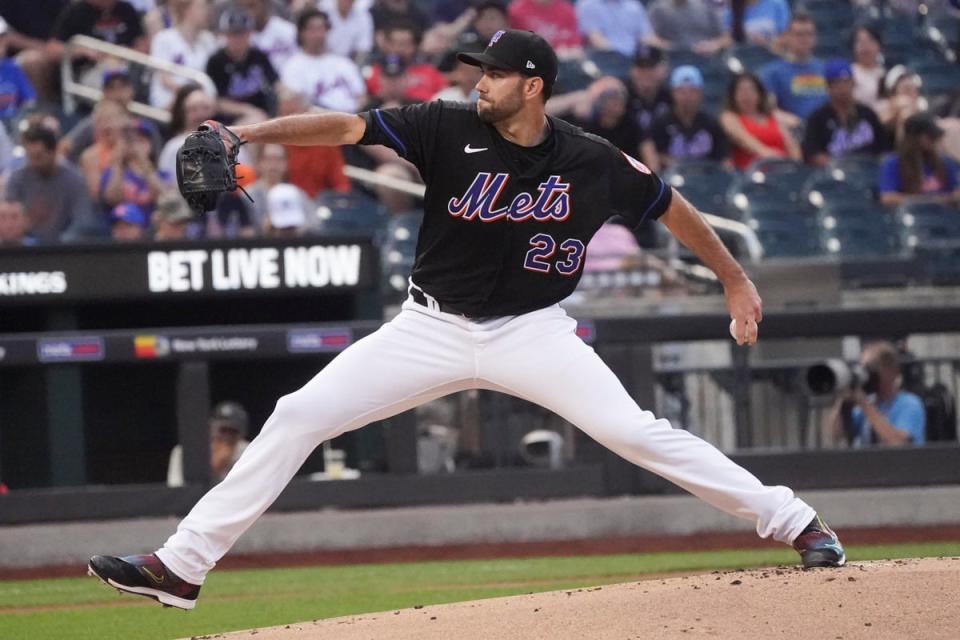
left=825, top=341, right=926, bottom=447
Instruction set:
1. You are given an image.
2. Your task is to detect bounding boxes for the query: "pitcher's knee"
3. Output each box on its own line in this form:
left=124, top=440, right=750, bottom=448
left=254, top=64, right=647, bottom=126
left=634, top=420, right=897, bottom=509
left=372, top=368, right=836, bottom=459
left=263, top=393, right=328, bottom=437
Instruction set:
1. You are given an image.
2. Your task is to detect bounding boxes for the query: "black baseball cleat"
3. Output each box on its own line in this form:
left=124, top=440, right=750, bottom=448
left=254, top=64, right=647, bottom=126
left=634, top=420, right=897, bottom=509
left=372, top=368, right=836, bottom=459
left=88, top=553, right=201, bottom=610
left=793, top=514, right=846, bottom=569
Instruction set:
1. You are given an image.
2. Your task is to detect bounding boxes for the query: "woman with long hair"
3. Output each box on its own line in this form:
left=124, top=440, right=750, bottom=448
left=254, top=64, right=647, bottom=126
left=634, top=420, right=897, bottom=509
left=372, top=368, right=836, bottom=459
left=157, top=83, right=216, bottom=177
left=719, top=72, right=800, bottom=169
left=850, top=25, right=885, bottom=111
left=879, top=112, right=960, bottom=207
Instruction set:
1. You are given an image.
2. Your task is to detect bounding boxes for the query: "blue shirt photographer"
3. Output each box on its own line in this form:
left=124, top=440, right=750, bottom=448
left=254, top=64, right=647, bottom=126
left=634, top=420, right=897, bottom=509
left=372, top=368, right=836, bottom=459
left=851, top=390, right=926, bottom=447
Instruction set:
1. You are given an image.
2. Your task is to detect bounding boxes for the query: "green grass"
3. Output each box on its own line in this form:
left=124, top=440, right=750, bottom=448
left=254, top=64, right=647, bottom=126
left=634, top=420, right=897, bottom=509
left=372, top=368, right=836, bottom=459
left=2, top=542, right=958, bottom=640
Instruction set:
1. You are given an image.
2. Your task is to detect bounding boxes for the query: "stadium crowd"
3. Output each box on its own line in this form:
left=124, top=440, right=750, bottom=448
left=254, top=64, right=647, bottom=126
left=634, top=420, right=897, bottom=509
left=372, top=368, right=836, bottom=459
left=0, top=0, right=958, bottom=280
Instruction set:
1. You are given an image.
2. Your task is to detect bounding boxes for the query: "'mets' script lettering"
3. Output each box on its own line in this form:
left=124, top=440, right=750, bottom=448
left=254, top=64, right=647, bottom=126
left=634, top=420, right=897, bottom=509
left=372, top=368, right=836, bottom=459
left=447, top=173, right=571, bottom=222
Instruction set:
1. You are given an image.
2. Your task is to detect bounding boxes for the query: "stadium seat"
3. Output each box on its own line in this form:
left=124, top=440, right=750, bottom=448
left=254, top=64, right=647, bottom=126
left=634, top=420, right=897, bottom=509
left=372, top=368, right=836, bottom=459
left=727, top=45, right=778, bottom=74
left=586, top=50, right=632, bottom=81
left=819, top=206, right=906, bottom=257
left=662, top=160, right=738, bottom=217
left=314, top=191, right=387, bottom=239
left=803, top=173, right=875, bottom=209
left=828, top=155, right=880, bottom=190
left=744, top=158, right=816, bottom=194
left=897, top=201, right=960, bottom=246
left=554, top=59, right=595, bottom=94
left=913, top=60, right=960, bottom=98
left=750, top=218, right=825, bottom=258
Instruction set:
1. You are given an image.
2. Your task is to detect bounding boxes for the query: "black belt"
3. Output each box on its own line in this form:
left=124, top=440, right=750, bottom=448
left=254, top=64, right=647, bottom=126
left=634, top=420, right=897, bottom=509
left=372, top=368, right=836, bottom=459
left=409, top=287, right=473, bottom=317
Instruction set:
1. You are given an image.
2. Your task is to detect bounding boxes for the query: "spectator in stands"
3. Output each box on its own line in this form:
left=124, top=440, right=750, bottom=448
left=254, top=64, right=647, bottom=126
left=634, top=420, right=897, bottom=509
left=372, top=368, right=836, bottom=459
left=367, top=22, right=447, bottom=103
left=206, top=9, right=277, bottom=122
left=432, top=0, right=474, bottom=26
left=723, top=0, right=790, bottom=51
left=151, top=190, right=194, bottom=241
left=644, top=65, right=729, bottom=171
left=78, top=100, right=130, bottom=200
left=149, top=0, right=218, bottom=109
left=237, top=0, right=298, bottom=71
left=720, top=71, right=799, bottom=170
left=825, top=341, right=926, bottom=447
left=576, top=0, right=654, bottom=58
left=850, top=24, right=885, bottom=112
left=371, top=0, right=430, bottom=40
left=158, top=84, right=216, bottom=178
left=803, top=59, right=887, bottom=168
left=877, top=65, right=928, bottom=143
left=265, top=182, right=309, bottom=237
left=277, top=89, right=351, bottom=198
left=6, top=125, right=98, bottom=242
left=0, top=0, right=67, bottom=102
left=0, top=199, right=35, bottom=246
left=49, top=0, right=147, bottom=82
left=100, top=119, right=170, bottom=215
left=626, top=45, right=672, bottom=136
left=167, top=401, right=252, bottom=487
left=472, top=1, right=509, bottom=44
left=648, top=0, right=731, bottom=55
left=280, top=10, right=366, bottom=113
left=433, top=47, right=482, bottom=102
left=369, top=55, right=416, bottom=108
left=579, top=79, right=644, bottom=159
left=246, top=143, right=312, bottom=230
left=508, top=0, right=582, bottom=55
left=0, top=18, right=36, bottom=124
left=61, top=69, right=163, bottom=164
left=319, top=0, right=375, bottom=62
left=584, top=220, right=642, bottom=273
left=879, top=112, right=960, bottom=207
left=759, top=12, right=827, bottom=119
left=109, top=201, right=148, bottom=241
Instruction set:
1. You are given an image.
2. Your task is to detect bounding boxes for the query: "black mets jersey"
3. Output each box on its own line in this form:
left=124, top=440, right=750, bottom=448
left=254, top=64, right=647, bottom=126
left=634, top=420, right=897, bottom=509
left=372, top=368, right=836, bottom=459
left=358, top=100, right=673, bottom=316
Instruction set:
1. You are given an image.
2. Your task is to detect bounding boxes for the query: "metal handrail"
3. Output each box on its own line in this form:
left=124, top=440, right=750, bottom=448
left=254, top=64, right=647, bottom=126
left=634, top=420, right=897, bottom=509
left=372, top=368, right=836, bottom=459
left=61, top=34, right=215, bottom=121
left=703, top=212, right=764, bottom=262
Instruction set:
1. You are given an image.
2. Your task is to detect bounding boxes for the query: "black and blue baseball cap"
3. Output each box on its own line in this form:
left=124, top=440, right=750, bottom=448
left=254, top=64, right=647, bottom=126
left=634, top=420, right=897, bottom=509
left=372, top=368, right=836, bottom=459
left=457, top=29, right=558, bottom=91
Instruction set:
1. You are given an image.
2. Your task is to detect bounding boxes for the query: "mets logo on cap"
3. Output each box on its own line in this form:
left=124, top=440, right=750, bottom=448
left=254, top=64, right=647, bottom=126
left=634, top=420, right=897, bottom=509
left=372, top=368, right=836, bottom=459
left=489, top=30, right=505, bottom=46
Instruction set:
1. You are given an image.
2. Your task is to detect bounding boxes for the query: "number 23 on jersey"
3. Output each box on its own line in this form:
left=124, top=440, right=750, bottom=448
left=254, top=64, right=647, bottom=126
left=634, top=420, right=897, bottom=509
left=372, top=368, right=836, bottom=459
left=523, top=233, right=586, bottom=276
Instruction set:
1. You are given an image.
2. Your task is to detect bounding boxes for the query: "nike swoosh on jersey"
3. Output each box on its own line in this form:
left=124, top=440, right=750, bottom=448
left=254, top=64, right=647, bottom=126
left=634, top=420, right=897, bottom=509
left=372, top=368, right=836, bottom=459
left=464, top=144, right=488, bottom=154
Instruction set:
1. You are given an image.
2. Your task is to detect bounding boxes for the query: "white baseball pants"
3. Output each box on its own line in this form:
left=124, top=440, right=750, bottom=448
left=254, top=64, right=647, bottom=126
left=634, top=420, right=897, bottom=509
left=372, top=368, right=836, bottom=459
left=157, top=298, right=815, bottom=585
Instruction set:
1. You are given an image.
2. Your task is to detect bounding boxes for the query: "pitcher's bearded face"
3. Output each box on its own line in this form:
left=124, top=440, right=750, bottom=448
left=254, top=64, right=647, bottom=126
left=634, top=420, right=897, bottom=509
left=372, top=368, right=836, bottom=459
left=476, top=68, right=525, bottom=123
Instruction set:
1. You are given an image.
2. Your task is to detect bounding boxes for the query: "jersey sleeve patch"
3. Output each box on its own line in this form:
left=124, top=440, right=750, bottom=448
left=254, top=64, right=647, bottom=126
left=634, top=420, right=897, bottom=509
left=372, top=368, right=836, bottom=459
left=621, top=151, right=651, bottom=175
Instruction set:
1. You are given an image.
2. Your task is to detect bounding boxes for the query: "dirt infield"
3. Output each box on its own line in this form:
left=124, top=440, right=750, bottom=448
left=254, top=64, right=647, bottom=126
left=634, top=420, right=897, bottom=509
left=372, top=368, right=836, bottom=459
left=201, top=557, right=959, bottom=640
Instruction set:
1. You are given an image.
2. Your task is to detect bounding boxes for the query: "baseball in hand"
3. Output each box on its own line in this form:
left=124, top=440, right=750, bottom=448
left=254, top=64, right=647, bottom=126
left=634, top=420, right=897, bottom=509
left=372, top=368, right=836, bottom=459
left=729, top=319, right=739, bottom=341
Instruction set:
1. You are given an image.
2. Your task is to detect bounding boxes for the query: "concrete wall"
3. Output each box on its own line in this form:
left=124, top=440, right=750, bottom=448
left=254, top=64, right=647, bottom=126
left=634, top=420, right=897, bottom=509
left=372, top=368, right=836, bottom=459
left=3, top=485, right=959, bottom=569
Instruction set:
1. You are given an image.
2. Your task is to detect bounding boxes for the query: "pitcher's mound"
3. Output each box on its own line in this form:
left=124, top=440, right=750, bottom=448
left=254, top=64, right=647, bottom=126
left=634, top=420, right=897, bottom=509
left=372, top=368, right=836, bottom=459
left=209, top=557, right=959, bottom=640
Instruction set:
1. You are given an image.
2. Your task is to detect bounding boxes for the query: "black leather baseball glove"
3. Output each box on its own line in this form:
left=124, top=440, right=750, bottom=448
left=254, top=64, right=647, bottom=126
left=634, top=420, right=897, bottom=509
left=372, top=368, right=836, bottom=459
left=175, top=120, right=249, bottom=213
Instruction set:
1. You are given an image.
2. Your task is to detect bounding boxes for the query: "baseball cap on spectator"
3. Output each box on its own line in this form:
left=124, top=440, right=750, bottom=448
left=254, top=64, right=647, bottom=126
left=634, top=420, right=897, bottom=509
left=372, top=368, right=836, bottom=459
left=210, top=401, right=249, bottom=436
left=382, top=54, right=407, bottom=78
left=670, top=65, right=704, bottom=89
left=824, top=58, right=853, bottom=83
left=220, top=8, right=254, bottom=34
left=457, top=29, right=559, bottom=94
left=473, top=0, right=508, bottom=15
left=633, top=45, right=664, bottom=68
left=102, top=67, right=131, bottom=88
left=267, top=184, right=307, bottom=229
left=903, top=111, right=944, bottom=138
left=111, top=203, right=148, bottom=227
left=131, top=118, right=154, bottom=138
left=155, top=191, right=194, bottom=224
